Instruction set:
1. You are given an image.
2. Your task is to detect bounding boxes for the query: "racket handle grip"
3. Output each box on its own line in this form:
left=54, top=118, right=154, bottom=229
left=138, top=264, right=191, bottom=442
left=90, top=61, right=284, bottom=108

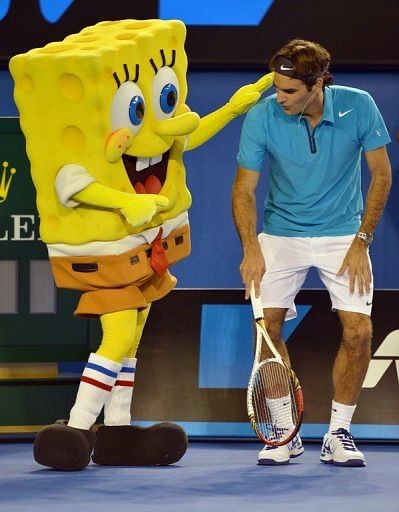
left=250, top=283, right=264, bottom=320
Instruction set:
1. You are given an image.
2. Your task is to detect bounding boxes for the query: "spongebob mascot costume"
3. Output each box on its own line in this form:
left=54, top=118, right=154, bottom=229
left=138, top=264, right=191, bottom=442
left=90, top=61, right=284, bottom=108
left=10, top=19, right=273, bottom=471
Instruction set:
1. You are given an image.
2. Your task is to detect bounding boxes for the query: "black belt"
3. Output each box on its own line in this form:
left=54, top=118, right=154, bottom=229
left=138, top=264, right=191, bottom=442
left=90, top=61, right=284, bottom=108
left=72, top=233, right=185, bottom=272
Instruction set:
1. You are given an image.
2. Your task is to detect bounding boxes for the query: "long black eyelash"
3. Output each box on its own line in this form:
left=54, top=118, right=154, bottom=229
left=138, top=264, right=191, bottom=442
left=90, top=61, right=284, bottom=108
left=160, top=49, right=166, bottom=67
left=113, top=72, right=121, bottom=88
left=132, top=64, right=139, bottom=82
left=150, top=58, right=158, bottom=74
left=123, top=64, right=129, bottom=81
left=112, top=51, right=176, bottom=88
left=150, top=49, right=177, bottom=75
left=113, top=64, right=140, bottom=88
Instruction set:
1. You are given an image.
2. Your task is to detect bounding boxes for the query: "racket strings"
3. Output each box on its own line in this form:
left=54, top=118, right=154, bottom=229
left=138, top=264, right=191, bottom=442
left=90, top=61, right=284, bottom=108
left=251, top=361, right=300, bottom=444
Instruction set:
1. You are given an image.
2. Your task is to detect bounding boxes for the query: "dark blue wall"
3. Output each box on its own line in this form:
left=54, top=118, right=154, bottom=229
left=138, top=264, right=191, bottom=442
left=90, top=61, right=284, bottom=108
left=2, top=70, right=398, bottom=289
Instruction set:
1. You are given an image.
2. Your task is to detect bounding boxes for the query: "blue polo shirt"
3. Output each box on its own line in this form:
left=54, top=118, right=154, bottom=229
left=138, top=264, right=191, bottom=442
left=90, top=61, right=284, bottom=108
left=237, top=85, right=391, bottom=236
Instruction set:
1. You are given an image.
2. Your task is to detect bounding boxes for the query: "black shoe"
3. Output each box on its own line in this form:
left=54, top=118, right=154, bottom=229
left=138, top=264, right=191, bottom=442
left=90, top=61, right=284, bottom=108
left=33, top=420, right=96, bottom=471
left=92, top=422, right=188, bottom=466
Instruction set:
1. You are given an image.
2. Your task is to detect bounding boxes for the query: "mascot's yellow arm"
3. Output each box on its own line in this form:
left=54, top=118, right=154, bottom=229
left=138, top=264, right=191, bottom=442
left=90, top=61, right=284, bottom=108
left=73, top=184, right=169, bottom=228
left=186, top=72, right=274, bottom=151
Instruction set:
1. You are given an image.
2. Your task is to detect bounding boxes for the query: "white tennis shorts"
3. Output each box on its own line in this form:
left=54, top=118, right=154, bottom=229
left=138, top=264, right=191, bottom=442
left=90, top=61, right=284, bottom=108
left=258, top=233, right=373, bottom=321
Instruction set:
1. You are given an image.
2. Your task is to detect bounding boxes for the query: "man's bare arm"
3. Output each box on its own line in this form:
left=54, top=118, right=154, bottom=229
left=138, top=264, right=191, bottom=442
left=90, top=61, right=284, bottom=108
left=359, top=146, right=392, bottom=234
left=337, top=145, right=392, bottom=295
left=232, top=166, right=265, bottom=298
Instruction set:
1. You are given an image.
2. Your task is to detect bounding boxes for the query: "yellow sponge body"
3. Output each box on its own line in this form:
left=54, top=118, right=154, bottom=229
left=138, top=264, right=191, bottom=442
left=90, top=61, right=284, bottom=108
left=10, top=19, right=191, bottom=244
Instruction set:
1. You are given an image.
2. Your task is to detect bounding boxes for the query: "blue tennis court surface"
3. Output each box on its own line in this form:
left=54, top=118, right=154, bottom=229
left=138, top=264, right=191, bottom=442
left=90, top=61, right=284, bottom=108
left=0, top=441, right=397, bottom=512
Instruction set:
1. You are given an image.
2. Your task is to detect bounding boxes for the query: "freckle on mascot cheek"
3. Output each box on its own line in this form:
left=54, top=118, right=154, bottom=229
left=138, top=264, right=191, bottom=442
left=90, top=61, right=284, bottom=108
left=10, top=19, right=273, bottom=471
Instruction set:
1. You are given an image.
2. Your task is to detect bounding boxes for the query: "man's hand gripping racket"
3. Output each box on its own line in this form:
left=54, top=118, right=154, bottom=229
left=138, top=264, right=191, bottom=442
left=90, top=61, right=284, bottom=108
left=247, top=286, right=304, bottom=446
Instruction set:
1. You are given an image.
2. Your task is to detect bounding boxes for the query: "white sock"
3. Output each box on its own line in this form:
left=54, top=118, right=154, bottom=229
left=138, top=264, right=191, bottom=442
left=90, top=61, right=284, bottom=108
left=104, top=358, right=137, bottom=426
left=68, top=353, right=122, bottom=429
left=328, top=400, right=356, bottom=433
left=266, top=395, right=295, bottom=430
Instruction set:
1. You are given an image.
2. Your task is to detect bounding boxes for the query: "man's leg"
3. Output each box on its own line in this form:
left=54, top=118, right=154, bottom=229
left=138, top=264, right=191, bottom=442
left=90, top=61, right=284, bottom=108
left=257, top=307, right=304, bottom=465
left=333, top=311, right=372, bottom=405
left=263, top=307, right=290, bottom=364
left=255, top=235, right=311, bottom=465
left=320, top=310, right=371, bottom=467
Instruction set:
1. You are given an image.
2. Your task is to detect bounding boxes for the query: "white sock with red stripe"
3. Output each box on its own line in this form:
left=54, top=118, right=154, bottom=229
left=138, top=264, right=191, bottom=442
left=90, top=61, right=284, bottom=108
left=68, top=353, right=122, bottom=430
left=104, top=358, right=137, bottom=426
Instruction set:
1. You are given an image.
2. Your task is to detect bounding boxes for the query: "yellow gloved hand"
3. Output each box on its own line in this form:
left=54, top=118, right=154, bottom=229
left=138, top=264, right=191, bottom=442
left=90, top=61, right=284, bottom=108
left=226, top=72, right=274, bottom=118
left=120, top=194, right=169, bottom=227
left=72, top=182, right=169, bottom=227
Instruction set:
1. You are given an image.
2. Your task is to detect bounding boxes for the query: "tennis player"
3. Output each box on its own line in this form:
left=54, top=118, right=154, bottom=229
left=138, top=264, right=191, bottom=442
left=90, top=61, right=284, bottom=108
left=232, top=39, right=392, bottom=466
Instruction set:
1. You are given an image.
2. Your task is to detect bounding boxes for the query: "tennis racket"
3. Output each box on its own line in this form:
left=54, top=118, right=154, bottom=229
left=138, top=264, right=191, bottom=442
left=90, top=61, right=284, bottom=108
left=247, top=286, right=304, bottom=446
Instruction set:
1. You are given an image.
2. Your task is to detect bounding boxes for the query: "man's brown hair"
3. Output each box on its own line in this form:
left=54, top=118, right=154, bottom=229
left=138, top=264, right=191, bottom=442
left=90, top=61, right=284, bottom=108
left=270, top=39, right=333, bottom=88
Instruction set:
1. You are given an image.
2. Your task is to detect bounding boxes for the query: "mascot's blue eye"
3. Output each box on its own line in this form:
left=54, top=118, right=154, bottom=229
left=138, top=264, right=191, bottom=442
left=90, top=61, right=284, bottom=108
left=159, top=84, right=178, bottom=114
left=129, top=95, right=145, bottom=126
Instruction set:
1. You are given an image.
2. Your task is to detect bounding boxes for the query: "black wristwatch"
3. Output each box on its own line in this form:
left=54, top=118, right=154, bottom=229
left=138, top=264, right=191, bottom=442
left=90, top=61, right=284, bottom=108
left=356, top=231, right=373, bottom=246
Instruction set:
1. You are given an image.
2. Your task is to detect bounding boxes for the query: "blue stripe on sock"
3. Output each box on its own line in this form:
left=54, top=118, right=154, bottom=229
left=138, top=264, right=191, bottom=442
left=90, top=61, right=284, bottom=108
left=85, top=362, right=118, bottom=379
left=121, top=367, right=136, bottom=373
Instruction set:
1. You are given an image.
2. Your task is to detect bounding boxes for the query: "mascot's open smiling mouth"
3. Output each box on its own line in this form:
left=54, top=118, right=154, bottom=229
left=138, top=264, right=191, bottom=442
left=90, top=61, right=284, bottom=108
left=122, top=151, right=169, bottom=195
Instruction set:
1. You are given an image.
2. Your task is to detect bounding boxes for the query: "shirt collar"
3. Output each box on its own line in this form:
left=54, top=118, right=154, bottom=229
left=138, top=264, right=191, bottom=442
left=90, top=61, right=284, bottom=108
left=321, top=86, right=334, bottom=125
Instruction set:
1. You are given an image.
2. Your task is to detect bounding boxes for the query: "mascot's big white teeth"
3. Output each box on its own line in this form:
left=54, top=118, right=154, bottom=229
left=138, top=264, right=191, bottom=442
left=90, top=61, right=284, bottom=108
left=150, top=154, right=162, bottom=166
left=136, top=154, right=163, bottom=172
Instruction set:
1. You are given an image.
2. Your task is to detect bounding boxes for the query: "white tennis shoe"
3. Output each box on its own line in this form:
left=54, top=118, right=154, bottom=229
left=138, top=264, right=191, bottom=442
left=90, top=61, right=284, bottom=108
left=320, top=428, right=366, bottom=467
left=258, top=434, right=304, bottom=465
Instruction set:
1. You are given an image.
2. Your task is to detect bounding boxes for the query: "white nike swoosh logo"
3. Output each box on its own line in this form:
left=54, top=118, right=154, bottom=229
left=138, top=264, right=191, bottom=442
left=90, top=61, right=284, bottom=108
left=338, top=109, right=354, bottom=117
left=280, top=65, right=294, bottom=71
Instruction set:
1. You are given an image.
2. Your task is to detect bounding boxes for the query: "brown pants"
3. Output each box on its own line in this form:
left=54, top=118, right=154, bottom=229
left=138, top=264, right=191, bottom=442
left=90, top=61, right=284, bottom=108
left=49, top=225, right=190, bottom=317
